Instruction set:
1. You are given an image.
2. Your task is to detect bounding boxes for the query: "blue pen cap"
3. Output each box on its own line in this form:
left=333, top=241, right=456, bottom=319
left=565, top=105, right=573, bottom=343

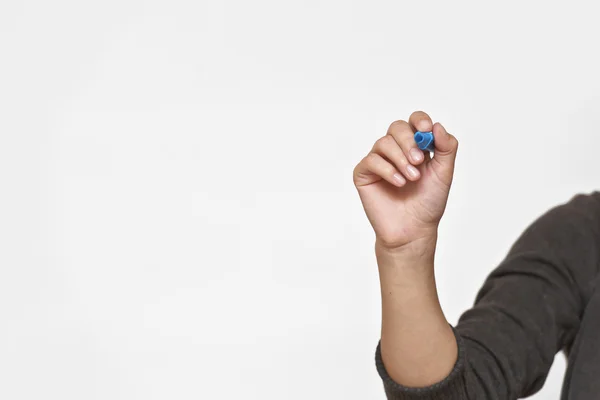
left=414, top=131, right=435, bottom=152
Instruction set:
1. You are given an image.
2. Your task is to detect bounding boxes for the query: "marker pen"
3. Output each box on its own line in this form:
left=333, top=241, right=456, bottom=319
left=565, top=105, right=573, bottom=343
left=414, top=131, right=435, bottom=152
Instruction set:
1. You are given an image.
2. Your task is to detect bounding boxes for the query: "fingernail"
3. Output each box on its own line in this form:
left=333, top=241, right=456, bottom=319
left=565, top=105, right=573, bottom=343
left=410, top=148, right=424, bottom=162
left=393, top=173, right=405, bottom=186
left=406, top=165, right=419, bottom=178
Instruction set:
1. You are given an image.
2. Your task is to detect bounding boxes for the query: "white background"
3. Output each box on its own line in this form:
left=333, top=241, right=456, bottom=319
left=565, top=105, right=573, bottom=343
left=1, top=1, right=599, bottom=399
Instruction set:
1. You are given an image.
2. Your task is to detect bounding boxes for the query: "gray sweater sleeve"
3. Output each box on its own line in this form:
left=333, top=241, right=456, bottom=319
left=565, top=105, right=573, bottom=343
left=375, top=191, right=600, bottom=399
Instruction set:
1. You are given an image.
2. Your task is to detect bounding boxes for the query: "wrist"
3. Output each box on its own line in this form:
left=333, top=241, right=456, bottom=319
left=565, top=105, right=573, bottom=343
left=375, top=231, right=438, bottom=260
left=375, top=232, right=438, bottom=284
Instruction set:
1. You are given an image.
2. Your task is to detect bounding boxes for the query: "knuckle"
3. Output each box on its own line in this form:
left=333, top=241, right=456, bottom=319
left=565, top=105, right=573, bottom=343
left=365, top=152, right=378, bottom=165
left=388, top=119, right=408, bottom=131
left=374, top=135, right=394, bottom=150
left=382, top=134, right=395, bottom=145
left=402, top=134, right=416, bottom=148
left=352, top=164, right=362, bottom=181
left=388, top=126, right=413, bottom=142
left=413, top=110, right=430, bottom=119
left=398, top=159, right=409, bottom=169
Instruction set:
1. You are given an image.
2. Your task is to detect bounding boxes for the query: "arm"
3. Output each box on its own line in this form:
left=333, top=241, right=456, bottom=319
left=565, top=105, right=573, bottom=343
left=374, top=191, right=600, bottom=399
left=353, top=110, right=464, bottom=393
left=376, top=233, right=459, bottom=389
left=352, top=111, right=600, bottom=399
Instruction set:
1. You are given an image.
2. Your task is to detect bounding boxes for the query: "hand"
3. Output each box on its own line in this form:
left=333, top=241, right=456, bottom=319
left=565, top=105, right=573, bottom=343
left=353, top=111, right=459, bottom=250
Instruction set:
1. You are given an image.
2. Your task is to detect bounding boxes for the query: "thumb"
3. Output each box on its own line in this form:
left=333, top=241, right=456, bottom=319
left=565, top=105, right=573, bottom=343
left=431, top=122, right=459, bottom=182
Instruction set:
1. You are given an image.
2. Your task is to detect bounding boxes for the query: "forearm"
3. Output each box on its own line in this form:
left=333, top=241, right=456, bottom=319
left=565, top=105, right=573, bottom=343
left=376, top=233, right=458, bottom=388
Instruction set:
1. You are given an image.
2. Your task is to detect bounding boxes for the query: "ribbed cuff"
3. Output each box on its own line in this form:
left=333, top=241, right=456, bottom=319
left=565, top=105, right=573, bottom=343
left=375, top=326, right=467, bottom=399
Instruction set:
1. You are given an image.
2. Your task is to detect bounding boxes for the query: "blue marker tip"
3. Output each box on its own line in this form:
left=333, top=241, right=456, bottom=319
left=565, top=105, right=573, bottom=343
left=414, top=131, right=435, bottom=152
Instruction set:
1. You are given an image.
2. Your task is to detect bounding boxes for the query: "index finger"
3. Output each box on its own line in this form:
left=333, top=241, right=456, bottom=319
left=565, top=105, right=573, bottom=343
left=408, top=111, right=433, bottom=133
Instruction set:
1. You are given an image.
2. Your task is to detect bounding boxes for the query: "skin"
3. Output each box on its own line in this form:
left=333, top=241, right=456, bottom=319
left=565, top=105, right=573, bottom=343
left=353, top=111, right=460, bottom=387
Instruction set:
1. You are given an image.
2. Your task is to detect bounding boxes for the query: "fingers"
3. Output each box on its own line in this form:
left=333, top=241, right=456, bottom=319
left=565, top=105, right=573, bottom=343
left=387, top=120, right=426, bottom=166
left=354, top=152, right=407, bottom=188
left=353, top=112, right=458, bottom=189
left=408, top=111, right=433, bottom=135
left=430, top=122, right=459, bottom=184
left=431, top=122, right=459, bottom=161
left=372, top=135, right=421, bottom=181
left=406, top=111, right=458, bottom=172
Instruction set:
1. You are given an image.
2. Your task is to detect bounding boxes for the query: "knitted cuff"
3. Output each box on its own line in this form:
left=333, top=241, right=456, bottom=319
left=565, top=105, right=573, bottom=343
left=374, top=326, right=467, bottom=399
